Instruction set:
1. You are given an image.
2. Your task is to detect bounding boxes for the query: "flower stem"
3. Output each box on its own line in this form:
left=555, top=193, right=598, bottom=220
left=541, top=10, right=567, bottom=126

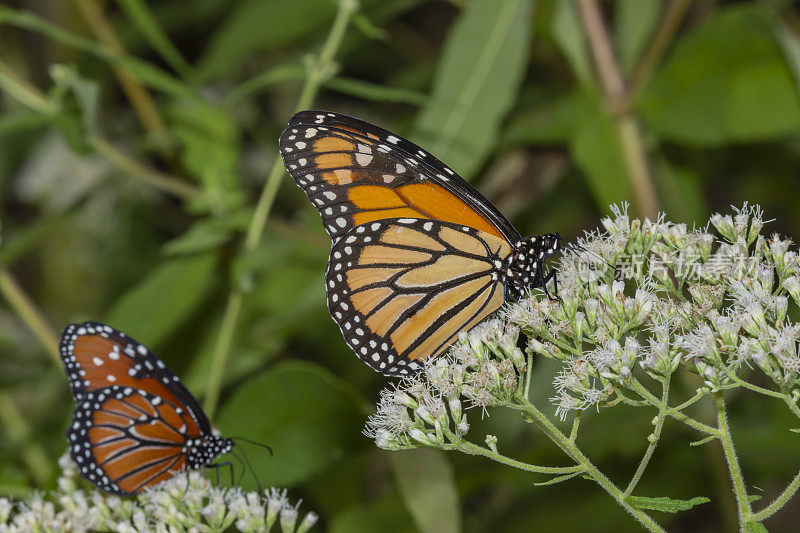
left=518, top=400, right=666, bottom=532
left=629, top=378, right=718, bottom=435
left=713, top=391, right=754, bottom=528
left=0, top=266, right=60, bottom=366
left=752, top=467, right=800, bottom=522
left=73, top=0, right=167, bottom=138
left=91, top=136, right=202, bottom=200
left=457, top=440, right=582, bottom=475
left=202, top=0, right=359, bottom=419
left=624, top=376, right=669, bottom=497
left=576, top=0, right=659, bottom=219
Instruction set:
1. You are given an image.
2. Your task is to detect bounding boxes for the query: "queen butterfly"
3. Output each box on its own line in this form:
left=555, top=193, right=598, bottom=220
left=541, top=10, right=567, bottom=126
left=279, top=111, right=560, bottom=377
left=59, top=321, right=232, bottom=495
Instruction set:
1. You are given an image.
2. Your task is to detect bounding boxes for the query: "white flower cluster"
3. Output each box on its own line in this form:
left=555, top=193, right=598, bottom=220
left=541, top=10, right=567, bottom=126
left=0, top=453, right=318, bottom=533
left=366, top=203, right=800, bottom=444
left=364, top=319, right=526, bottom=450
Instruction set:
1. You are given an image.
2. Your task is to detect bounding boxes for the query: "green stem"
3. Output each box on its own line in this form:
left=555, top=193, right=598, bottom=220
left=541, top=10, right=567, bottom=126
left=0, top=267, right=61, bottom=486
left=523, top=348, right=534, bottom=399
left=518, top=400, right=666, bottom=532
left=784, top=396, right=800, bottom=420
left=457, top=440, right=582, bottom=475
left=569, top=412, right=581, bottom=443
left=202, top=0, right=359, bottom=419
left=719, top=365, right=784, bottom=399
left=752, top=467, right=800, bottom=522
left=671, top=389, right=707, bottom=412
left=713, top=392, right=753, bottom=528
left=629, top=378, right=718, bottom=435
left=0, top=58, right=57, bottom=114
left=91, top=136, right=202, bottom=200
left=624, top=376, right=670, bottom=497
left=0, top=266, right=60, bottom=366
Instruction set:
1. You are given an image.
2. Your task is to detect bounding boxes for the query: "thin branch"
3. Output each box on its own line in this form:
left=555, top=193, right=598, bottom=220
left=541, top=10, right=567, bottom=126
left=713, top=392, right=754, bottom=527
left=91, top=136, right=202, bottom=200
left=0, top=266, right=60, bottom=366
left=202, top=0, right=360, bottom=419
left=629, top=0, right=694, bottom=94
left=752, top=467, right=800, bottom=522
left=72, top=0, right=166, bottom=138
left=457, top=440, right=582, bottom=475
left=576, top=0, right=659, bottom=219
left=624, top=376, right=670, bottom=497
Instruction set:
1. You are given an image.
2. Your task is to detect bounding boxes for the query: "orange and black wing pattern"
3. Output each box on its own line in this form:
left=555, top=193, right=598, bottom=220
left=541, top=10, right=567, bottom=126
left=279, top=111, right=520, bottom=242
left=68, top=387, right=198, bottom=494
left=60, top=322, right=232, bottom=495
left=60, top=322, right=209, bottom=433
left=326, top=219, right=510, bottom=376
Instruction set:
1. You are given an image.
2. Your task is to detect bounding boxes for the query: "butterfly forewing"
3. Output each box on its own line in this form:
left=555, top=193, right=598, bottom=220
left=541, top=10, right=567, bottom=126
left=326, top=218, right=509, bottom=376
left=60, top=322, right=210, bottom=434
left=279, top=111, right=519, bottom=241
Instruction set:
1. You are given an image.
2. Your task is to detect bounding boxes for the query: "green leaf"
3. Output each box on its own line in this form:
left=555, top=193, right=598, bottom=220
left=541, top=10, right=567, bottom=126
left=166, top=99, right=243, bottom=211
left=411, top=0, right=532, bottom=179
left=614, top=0, right=661, bottom=75
left=533, top=470, right=583, bottom=486
left=388, top=449, right=461, bottom=533
left=105, top=252, right=217, bottom=346
left=748, top=494, right=762, bottom=503
left=569, top=90, right=631, bottom=208
left=216, top=361, right=367, bottom=488
left=626, top=495, right=710, bottom=513
left=324, top=77, right=428, bottom=106
left=0, top=6, right=196, bottom=100
left=115, top=0, right=195, bottom=79
left=637, top=5, right=800, bottom=146
left=48, top=64, right=99, bottom=154
left=330, top=494, right=414, bottom=533
left=197, top=0, right=337, bottom=80
left=500, top=91, right=581, bottom=146
left=161, top=209, right=252, bottom=256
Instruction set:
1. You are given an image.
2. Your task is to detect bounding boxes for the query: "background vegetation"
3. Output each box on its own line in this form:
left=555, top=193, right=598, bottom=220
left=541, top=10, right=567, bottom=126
left=1, top=0, right=800, bottom=530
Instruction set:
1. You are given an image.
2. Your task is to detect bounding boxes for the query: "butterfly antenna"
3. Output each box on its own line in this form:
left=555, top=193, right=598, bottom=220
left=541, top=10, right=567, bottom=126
left=238, top=445, right=263, bottom=493
left=231, top=436, right=274, bottom=457
left=229, top=447, right=247, bottom=486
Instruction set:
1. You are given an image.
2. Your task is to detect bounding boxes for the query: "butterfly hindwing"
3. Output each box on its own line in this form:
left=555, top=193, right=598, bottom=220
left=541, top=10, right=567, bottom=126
left=279, top=111, right=520, bottom=242
left=68, top=386, right=196, bottom=495
left=326, top=218, right=510, bottom=376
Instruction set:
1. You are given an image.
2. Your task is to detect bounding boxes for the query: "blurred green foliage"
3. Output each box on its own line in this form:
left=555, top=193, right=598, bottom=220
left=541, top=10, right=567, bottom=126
left=1, top=0, right=800, bottom=531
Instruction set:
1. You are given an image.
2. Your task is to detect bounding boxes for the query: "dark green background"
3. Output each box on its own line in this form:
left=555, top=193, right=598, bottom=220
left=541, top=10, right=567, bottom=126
left=1, top=0, right=800, bottom=531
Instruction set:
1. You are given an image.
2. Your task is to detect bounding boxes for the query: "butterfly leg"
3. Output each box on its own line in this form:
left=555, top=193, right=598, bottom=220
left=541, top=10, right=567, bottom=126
left=539, top=265, right=559, bottom=302
left=207, top=461, right=234, bottom=488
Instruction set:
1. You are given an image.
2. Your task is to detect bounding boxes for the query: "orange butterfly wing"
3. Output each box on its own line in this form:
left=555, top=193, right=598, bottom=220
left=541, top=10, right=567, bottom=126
left=326, top=219, right=510, bottom=376
left=279, top=111, right=520, bottom=242
left=60, top=322, right=229, bottom=495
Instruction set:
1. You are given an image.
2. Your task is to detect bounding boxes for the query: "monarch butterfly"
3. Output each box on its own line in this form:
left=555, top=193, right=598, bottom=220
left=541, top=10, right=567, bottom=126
left=59, top=322, right=232, bottom=495
left=279, top=111, right=560, bottom=377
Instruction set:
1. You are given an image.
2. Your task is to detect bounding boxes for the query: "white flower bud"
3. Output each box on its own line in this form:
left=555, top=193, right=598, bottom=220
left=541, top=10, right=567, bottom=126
left=710, top=213, right=736, bottom=241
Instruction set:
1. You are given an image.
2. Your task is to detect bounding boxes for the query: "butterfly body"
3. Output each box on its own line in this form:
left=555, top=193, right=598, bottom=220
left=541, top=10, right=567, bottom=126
left=60, top=322, right=232, bottom=495
left=280, top=111, right=559, bottom=376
